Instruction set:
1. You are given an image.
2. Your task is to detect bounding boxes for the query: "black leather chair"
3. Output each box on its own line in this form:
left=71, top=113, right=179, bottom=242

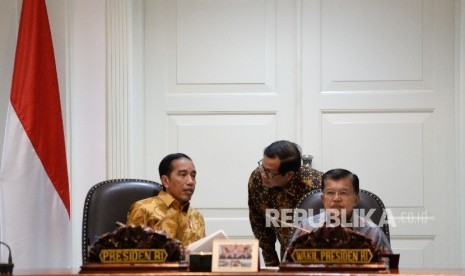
left=295, top=189, right=390, bottom=242
left=81, top=179, right=163, bottom=263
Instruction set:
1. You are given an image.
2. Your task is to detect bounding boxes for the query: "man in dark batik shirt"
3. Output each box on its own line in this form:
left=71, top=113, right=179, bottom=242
left=248, top=140, right=323, bottom=266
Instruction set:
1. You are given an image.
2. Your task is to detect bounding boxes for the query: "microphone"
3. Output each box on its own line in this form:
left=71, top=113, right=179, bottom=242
left=0, top=241, right=14, bottom=274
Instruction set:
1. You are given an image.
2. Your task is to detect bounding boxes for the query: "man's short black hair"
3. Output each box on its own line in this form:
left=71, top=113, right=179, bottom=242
left=263, top=140, right=301, bottom=175
left=322, top=168, right=359, bottom=194
left=158, top=153, right=192, bottom=179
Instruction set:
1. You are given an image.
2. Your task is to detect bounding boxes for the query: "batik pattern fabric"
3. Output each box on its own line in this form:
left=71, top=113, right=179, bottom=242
left=248, top=165, right=323, bottom=266
left=127, top=190, right=206, bottom=246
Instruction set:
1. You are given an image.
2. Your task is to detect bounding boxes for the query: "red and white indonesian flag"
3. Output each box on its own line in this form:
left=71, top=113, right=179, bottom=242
left=0, top=0, right=71, bottom=269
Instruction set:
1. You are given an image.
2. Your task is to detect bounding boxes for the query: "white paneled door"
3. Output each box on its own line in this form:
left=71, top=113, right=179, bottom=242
left=142, top=0, right=299, bottom=239
left=301, top=0, right=458, bottom=268
left=125, top=0, right=460, bottom=268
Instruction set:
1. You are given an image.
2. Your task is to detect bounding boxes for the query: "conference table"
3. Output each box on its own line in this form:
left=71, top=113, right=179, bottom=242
left=11, top=267, right=465, bottom=276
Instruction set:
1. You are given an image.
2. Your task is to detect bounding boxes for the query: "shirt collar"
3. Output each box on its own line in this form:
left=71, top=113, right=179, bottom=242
left=158, top=190, right=190, bottom=212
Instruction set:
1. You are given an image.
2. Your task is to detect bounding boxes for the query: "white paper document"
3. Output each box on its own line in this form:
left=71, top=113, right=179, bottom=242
left=187, top=229, right=228, bottom=253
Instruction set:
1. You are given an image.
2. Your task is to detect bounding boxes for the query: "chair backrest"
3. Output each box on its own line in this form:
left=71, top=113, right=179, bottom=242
left=295, top=189, right=390, bottom=242
left=81, top=179, right=163, bottom=263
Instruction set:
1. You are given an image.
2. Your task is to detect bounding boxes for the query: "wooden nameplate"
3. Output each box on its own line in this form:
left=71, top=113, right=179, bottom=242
left=279, top=262, right=388, bottom=272
left=79, top=262, right=188, bottom=273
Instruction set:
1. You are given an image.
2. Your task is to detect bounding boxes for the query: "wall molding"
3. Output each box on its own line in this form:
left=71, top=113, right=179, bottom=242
left=106, top=0, right=146, bottom=178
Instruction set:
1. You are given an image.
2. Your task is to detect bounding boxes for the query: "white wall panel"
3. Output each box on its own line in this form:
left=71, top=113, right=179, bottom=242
left=199, top=209, right=251, bottom=237
left=167, top=114, right=276, bottom=208
left=320, top=107, right=438, bottom=268
left=321, top=0, right=432, bottom=92
left=321, top=111, right=432, bottom=207
left=391, top=238, right=434, bottom=268
left=204, top=217, right=252, bottom=238
left=166, top=0, right=276, bottom=93
left=177, top=0, right=265, bottom=84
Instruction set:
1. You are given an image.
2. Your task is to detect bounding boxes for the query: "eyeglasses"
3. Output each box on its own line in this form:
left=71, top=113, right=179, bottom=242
left=257, top=159, right=281, bottom=179
left=323, top=190, right=354, bottom=199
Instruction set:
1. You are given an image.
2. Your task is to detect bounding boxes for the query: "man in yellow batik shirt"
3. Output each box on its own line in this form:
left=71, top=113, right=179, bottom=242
left=127, top=153, right=206, bottom=246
